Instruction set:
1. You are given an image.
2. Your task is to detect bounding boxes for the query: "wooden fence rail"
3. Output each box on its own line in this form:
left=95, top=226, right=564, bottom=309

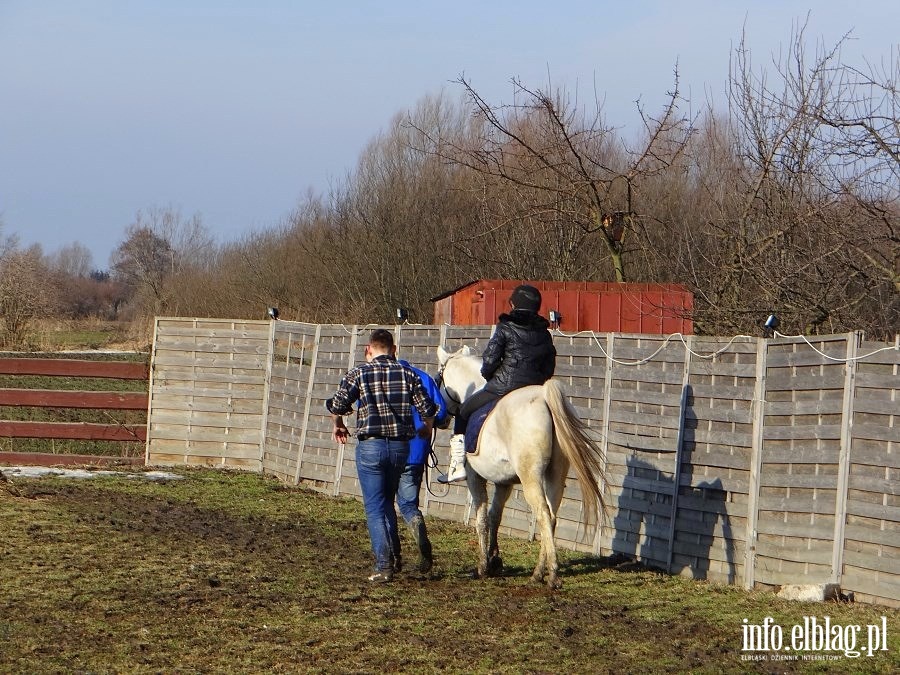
left=0, top=358, right=147, bottom=379
left=145, top=318, right=900, bottom=607
left=0, top=390, right=147, bottom=409
left=0, top=357, right=149, bottom=461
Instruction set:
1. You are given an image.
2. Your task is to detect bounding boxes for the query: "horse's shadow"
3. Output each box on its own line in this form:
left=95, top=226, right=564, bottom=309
left=560, top=553, right=667, bottom=577
left=458, top=558, right=619, bottom=580
left=450, top=553, right=665, bottom=582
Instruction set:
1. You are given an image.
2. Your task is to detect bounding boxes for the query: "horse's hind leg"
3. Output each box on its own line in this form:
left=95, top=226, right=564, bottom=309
left=541, top=453, right=570, bottom=589
left=521, top=477, right=561, bottom=589
left=486, top=483, right=513, bottom=576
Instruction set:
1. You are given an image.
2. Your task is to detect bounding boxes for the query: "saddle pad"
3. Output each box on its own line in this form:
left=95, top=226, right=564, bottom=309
left=465, top=399, right=499, bottom=453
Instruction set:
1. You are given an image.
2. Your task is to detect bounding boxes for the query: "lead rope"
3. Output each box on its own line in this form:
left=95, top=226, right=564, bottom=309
left=424, top=424, right=450, bottom=498
left=424, top=364, right=453, bottom=497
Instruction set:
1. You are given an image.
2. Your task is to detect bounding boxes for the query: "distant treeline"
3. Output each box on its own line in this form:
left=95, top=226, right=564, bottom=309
left=1, top=28, right=897, bottom=347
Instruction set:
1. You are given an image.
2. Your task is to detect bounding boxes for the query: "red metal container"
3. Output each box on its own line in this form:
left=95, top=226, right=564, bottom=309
left=430, top=279, right=693, bottom=335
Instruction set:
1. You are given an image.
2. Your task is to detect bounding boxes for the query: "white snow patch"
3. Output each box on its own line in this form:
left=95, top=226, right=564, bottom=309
left=1, top=466, right=183, bottom=481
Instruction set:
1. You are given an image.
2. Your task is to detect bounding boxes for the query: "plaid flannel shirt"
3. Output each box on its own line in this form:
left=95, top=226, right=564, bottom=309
left=326, top=354, right=437, bottom=440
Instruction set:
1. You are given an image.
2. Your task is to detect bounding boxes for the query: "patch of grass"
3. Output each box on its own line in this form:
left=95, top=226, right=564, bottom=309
left=0, top=437, right=145, bottom=457
left=1, top=468, right=898, bottom=673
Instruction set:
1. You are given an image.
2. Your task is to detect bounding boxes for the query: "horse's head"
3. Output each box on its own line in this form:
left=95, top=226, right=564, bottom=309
left=436, top=345, right=486, bottom=415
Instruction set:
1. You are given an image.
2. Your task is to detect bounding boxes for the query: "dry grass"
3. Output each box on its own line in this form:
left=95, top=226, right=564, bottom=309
left=12, top=318, right=151, bottom=352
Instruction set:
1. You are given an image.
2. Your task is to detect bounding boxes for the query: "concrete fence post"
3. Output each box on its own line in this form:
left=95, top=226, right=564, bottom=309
left=332, top=328, right=358, bottom=496
left=258, top=319, right=277, bottom=470
left=832, top=331, right=860, bottom=584
left=743, top=337, right=768, bottom=589
left=666, top=335, right=693, bottom=573
left=293, top=324, right=322, bottom=486
left=593, top=332, right=615, bottom=556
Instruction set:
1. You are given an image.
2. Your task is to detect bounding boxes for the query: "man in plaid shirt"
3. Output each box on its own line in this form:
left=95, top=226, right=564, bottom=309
left=327, top=329, right=437, bottom=582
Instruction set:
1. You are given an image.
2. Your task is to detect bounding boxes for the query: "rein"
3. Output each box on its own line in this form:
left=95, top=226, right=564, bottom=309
left=424, top=362, right=456, bottom=497
left=433, top=363, right=463, bottom=411
left=424, top=427, right=449, bottom=498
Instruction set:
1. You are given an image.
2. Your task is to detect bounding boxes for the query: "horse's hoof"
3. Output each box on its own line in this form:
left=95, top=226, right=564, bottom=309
left=487, top=555, right=504, bottom=576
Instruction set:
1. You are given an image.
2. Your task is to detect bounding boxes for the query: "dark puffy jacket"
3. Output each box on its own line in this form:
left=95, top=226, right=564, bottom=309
left=481, top=309, right=556, bottom=396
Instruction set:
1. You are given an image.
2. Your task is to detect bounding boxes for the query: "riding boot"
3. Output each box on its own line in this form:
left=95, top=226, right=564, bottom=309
left=409, top=515, right=433, bottom=573
left=438, top=434, right=467, bottom=484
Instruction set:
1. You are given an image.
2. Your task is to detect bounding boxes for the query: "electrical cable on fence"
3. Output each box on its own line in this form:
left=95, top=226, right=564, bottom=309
left=553, top=328, right=756, bottom=365
left=552, top=327, right=898, bottom=366
left=338, top=319, right=426, bottom=336
left=773, top=330, right=900, bottom=362
left=338, top=323, right=380, bottom=335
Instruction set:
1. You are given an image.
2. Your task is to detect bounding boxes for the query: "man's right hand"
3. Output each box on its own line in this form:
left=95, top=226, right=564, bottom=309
left=333, top=418, right=350, bottom=444
left=417, top=417, right=435, bottom=439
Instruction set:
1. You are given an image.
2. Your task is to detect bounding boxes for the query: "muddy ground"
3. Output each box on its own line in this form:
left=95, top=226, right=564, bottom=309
left=2, top=469, right=897, bottom=673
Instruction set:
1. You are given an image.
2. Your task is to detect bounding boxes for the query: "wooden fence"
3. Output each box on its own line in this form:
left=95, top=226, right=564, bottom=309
left=146, top=318, right=900, bottom=607
left=0, top=356, right=148, bottom=466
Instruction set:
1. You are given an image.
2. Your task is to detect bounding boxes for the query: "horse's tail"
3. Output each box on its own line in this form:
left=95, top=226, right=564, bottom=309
left=543, top=378, right=606, bottom=525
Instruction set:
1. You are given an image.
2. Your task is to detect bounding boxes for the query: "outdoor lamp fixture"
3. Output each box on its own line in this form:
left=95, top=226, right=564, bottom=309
left=396, top=307, right=408, bottom=322
left=267, top=307, right=279, bottom=320
left=763, top=313, right=779, bottom=338
left=549, top=309, right=562, bottom=328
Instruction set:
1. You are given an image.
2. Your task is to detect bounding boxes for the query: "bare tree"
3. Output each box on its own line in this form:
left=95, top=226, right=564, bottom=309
left=815, top=47, right=899, bottom=297
left=686, top=21, right=900, bottom=336
left=0, top=244, right=56, bottom=348
left=110, top=206, right=214, bottom=318
left=49, top=242, right=93, bottom=279
left=283, top=94, right=482, bottom=324
left=420, top=74, right=695, bottom=282
left=111, top=225, right=174, bottom=313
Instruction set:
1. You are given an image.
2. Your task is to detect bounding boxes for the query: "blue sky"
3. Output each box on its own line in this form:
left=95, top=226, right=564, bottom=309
left=1, top=1, right=897, bottom=269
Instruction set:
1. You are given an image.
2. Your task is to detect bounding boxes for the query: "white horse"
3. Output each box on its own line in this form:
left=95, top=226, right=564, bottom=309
left=436, top=345, right=606, bottom=588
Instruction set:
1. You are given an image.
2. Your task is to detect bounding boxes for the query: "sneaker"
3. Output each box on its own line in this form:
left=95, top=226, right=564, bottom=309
left=367, top=571, right=393, bottom=583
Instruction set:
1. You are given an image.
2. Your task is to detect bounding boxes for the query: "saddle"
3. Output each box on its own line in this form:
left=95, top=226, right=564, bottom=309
left=464, top=399, right=500, bottom=455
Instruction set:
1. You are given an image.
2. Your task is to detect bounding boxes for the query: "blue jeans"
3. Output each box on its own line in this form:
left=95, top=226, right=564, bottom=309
left=396, top=463, right=425, bottom=525
left=355, top=438, right=409, bottom=572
